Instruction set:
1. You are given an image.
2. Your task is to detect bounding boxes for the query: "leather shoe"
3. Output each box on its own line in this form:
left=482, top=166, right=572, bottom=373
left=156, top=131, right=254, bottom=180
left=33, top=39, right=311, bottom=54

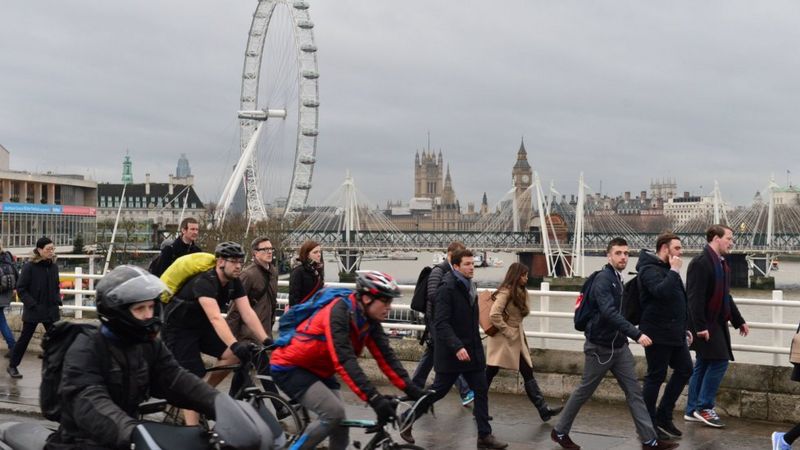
left=551, top=429, right=580, bottom=449
left=476, top=434, right=508, bottom=449
left=6, top=366, right=22, bottom=379
left=642, top=440, right=679, bottom=450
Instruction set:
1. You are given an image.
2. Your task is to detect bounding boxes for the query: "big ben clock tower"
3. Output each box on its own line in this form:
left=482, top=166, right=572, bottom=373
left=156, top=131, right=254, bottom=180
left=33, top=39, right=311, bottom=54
left=512, top=138, right=533, bottom=230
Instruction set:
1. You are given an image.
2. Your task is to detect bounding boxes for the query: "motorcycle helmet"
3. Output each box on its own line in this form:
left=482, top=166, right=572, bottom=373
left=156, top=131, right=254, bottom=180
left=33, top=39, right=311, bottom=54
left=96, top=265, right=165, bottom=342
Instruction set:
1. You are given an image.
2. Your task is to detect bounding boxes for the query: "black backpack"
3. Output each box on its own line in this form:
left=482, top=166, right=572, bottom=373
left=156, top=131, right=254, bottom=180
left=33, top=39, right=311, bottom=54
left=147, top=254, right=162, bottom=276
left=621, top=274, right=642, bottom=325
left=40, top=321, right=106, bottom=421
left=0, top=251, right=17, bottom=294
left=574, top=270, right=601, bottom=331
left=409, top=266, right=433, bottom=313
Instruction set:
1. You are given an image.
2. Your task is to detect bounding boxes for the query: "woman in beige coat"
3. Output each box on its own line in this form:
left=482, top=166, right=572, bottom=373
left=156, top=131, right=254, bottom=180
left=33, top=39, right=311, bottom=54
left=486, top=262, right=563, bottom=421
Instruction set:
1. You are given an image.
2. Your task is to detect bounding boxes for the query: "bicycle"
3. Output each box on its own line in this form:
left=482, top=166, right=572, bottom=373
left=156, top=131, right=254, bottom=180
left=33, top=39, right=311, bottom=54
left=342, top=393, right=432, bottom=450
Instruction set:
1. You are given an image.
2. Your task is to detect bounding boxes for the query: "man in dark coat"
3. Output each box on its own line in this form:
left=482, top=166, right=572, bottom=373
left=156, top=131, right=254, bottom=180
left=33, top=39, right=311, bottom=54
left=410, top=241, right=472, bottom=405
left=151, top=217, right=201, bottom=277
left=7, top=237, right=60, bottom=379
left=405, top=249, right=508, bottom=449
left=552, top=237, right=677, bottom=450
left=637, top=233, right=693, bottom=439
left=684, top=224, right=748, bottom=428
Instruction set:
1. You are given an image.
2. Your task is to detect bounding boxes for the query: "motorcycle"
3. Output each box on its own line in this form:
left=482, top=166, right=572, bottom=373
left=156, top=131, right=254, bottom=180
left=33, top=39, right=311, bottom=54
left=0, top=395, right=285, bottom=450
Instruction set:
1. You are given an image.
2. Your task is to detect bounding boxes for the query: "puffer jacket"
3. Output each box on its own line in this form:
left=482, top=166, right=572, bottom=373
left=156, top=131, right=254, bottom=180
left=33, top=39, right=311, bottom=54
left=17, top=251, right=60, bottom=323
left=46, top=329, right=218, bottom=450
left=636, top=249, right=689, bottom=346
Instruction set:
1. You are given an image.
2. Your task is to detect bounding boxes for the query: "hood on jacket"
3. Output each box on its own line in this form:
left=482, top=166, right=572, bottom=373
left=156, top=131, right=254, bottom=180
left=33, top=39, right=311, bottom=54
left=635, top=249, right=666, bottom=273
left=30, top=249, right=57, bottom=264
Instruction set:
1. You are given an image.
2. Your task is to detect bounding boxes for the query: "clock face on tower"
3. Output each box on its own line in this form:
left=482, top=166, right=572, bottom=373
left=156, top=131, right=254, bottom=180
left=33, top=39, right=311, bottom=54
left=521, top=174, right=530, bottom=183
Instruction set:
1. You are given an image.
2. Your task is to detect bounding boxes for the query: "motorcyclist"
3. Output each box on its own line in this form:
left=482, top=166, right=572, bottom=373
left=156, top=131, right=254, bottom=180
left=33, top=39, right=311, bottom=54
left=270, top=270, right=426, bottom=450
left=45, top=265, right=221, bottom=450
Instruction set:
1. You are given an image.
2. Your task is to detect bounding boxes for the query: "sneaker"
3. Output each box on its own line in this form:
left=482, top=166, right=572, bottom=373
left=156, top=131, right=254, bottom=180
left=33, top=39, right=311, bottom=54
left=693, top=409, right=725, bottom=428
left=476, top=434, right=508, bottom=449
left=461, top=390, right=475, bottom=407
left=6, top=366, right=22, bottom=379
left=400, top=427, right=415, bottom=444
left=655, top=428, right=672, bottom=441
left=642, top=439, right=679, bottom=450
left=655, top=418, right=683, bottom=437
left=683, top=412, right=701, bottom=422
left=550, top=429, right=581, bottom=450
left=772, top=432, right=791, bottom=450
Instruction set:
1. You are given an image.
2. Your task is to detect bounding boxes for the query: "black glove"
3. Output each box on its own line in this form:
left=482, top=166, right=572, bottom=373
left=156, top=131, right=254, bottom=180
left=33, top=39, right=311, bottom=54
left=263, top=337, right=274, bottom=347
left=368, top=394, right=395, bottom=424
left=404, top=383, right=426, bottom=401
left=230, top=341, right=252, bottom=364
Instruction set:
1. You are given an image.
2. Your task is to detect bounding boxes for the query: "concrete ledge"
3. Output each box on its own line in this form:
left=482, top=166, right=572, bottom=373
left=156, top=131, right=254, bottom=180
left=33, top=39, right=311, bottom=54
left=362, top=338, right=800, bottom=423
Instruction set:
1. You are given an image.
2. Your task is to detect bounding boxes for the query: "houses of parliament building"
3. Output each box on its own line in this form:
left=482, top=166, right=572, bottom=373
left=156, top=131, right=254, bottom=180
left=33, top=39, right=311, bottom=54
left=387, top=139, right=533, bottom=232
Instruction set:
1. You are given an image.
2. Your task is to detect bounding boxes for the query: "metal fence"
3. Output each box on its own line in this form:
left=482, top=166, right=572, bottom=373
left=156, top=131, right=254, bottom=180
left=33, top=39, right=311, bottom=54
left=12, top=269, right=799, bottom=366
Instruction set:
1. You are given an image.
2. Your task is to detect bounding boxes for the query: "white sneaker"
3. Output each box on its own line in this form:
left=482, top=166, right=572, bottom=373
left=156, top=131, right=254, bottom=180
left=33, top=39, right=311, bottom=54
left=683, top=413, right=701, bottom=422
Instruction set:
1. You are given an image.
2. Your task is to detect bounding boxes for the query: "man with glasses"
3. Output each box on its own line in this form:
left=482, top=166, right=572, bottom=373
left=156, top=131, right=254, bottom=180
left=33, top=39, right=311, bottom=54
left=6, top=237, right=60, bottom=379
left=226, top=236, right=279, bottom=396
left=161, top=241, right=270, bottom=425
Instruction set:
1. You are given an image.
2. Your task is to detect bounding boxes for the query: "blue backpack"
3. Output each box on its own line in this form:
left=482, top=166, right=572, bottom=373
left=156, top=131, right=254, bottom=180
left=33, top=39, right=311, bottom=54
left=573, top=270, right=602, bottom=332
left=275, top=287, right=354, bottom=347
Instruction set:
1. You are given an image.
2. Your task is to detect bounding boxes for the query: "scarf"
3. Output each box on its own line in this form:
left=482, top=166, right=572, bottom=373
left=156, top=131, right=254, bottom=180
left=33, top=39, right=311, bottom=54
left=704, top=244, right=731, bottom=326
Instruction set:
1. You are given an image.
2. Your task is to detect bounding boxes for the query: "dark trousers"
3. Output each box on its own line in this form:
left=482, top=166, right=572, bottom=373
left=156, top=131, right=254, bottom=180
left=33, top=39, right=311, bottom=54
left=411, top=342, right=470, bottom=397
left=229, top=362, right=279, bottom=398
left=642, top=343, right=692, bottom=423
left=10, top=321, right=54, bottom=368
left=486, top=355, right=535, bottom=387
left=422, top=370, right=492, bottom=437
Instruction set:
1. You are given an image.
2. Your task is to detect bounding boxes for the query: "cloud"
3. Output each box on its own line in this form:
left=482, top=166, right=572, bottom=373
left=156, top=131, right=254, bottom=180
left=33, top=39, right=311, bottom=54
left=2, top=0, right=799, bottom=213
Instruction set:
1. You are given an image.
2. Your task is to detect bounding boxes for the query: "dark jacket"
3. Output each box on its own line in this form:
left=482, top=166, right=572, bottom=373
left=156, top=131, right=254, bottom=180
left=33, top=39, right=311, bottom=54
left=0, top=251, right=19, bottom=307
left=686, top=250, right=746, bottom=360
left=152, top=237, right=201, bottom=277
left=288, top=260, right=324, bottom=307
left=636, top=249, right=689, bottom=346
left=47, top=329, right=218, bottom=450
left=433, top=271, right=485, bottom=373
left=586, top=264, right=642, bottom=348
left=17, top=251, right=60, bottom=323
left=422, top=260, right=451, bottom=343
left=227, top=261, right=279, bottom=341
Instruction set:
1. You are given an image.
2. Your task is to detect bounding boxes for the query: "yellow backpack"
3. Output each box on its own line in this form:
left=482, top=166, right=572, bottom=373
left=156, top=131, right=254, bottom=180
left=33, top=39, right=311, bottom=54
left=159, top=252, right=216, bottom=303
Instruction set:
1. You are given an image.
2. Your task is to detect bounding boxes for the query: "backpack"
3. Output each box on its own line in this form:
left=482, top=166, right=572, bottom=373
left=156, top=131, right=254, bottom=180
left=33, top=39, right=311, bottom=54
left=147, top=254, right=162, bottom=275
left=621, top=274, right=642, bottom=325
left=275, top=287, right=354, bottom=347
left=40, top=321, right=105, bottom=421
left=574, top=270, right=602, bottom=332
left=0, top=252, right=17, bottom=294
left=159, top=252, right=216, bottom=303
left=409, top=266, right=433, bottom=313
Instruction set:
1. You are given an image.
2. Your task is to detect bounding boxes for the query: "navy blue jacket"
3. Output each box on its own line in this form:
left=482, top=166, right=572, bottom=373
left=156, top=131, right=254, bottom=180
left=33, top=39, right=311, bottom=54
left=636, top=250, right=688, bottom=347
left=433, top=271, right=485, bottom=373
left=585, top=264, right=642, bottom=348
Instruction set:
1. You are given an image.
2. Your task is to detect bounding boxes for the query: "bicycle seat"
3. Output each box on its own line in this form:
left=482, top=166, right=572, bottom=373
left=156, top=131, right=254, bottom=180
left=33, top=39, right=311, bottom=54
left=0, top=422, right=54, bottom=450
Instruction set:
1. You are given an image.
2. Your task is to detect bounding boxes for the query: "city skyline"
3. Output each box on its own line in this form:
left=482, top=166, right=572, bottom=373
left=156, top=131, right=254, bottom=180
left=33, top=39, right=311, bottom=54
left=3, top=1, right=799, bottom=211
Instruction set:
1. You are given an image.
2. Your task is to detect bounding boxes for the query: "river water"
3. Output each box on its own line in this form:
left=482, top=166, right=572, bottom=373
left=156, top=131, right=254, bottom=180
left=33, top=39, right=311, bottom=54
left=327, top=251, right=800, bottom=366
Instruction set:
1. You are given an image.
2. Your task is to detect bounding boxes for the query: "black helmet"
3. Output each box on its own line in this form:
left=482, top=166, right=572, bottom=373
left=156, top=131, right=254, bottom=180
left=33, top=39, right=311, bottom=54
left=96, top=265, right=165, bottom=342
left=215, top=241, right=245, bottom=259
left=355, top=270, right=401, bottom=300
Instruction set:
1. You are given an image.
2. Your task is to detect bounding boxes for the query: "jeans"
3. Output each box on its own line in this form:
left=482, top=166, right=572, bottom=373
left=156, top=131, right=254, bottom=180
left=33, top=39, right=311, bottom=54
left=411, top=342, right=471, bottom=397
left=642, top=343, right=692, bottom=422
left=0, top=307, right=15, bottom=350
left=685, top=355, right=729, bottom=415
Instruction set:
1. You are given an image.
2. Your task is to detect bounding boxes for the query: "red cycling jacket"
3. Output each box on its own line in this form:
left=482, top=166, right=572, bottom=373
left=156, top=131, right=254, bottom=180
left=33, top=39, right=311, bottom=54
left=270, top=293, right=411, bottom=401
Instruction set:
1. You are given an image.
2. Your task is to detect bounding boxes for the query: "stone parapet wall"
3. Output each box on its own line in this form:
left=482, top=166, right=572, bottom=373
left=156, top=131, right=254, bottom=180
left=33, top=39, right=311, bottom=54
left=362, top=338, right=800, bottom=424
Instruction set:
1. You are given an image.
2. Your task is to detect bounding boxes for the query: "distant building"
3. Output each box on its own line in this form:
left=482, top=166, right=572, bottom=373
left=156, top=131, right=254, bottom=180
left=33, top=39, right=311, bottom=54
left=772, top=185, right=800, bottom=206
left=96, top=155, right=204, bottom=248
left=0, top=145, right=97, bottom=251
left=176, top=153, right=192, bottom=178
left=663, top=192, right=716, bottom=226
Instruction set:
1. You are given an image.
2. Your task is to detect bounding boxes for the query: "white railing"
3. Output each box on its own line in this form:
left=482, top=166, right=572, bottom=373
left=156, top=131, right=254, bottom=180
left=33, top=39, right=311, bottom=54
left=11, top=273, right=799, bottom=365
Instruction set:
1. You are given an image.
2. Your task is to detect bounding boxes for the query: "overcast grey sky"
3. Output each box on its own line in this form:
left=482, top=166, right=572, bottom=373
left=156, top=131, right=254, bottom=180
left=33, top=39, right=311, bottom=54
left=2, top=1, right=799, bottom=210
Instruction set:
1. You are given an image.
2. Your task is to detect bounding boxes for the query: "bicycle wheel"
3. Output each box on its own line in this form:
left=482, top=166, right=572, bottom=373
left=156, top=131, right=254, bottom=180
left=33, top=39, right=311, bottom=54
left=251, top=392, right=306, bottom=445
left=380, top=443, right=425, bottom=450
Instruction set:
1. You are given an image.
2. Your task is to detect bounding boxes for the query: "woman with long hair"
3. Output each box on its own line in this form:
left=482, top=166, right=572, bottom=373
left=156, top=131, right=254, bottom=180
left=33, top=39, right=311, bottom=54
left=485, top=262, right=563, bottom=421
left=288, top=240, right=324, bottom=307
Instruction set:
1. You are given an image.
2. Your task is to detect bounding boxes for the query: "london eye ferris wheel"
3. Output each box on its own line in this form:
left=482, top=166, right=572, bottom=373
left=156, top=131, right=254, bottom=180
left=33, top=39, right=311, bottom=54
left=218, top=0, right=319, bottom=226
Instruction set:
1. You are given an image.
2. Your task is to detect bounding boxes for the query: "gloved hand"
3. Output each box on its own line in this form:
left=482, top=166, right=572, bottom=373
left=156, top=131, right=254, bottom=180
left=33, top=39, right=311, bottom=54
left=368, top=394, right=396, bottom=424
left=263, top=337, right=274, bottom=347
left=404, top=383, right=426, bottom=401
left=230, top=341, right=253, bottom=364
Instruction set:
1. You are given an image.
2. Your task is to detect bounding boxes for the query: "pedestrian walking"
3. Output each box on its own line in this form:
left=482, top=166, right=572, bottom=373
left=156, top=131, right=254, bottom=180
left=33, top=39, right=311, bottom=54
left=485, top=262, right=562, bottom=421
left=6, top=237, right=60, bottom=379
left=289, top=240, right=324, bottom=307
left=0, top=245, right=18, bottom=357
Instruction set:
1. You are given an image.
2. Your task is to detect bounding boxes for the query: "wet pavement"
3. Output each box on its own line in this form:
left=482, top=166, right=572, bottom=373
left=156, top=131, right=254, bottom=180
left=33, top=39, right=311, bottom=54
left=0, top=351, right=790, bottom=449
